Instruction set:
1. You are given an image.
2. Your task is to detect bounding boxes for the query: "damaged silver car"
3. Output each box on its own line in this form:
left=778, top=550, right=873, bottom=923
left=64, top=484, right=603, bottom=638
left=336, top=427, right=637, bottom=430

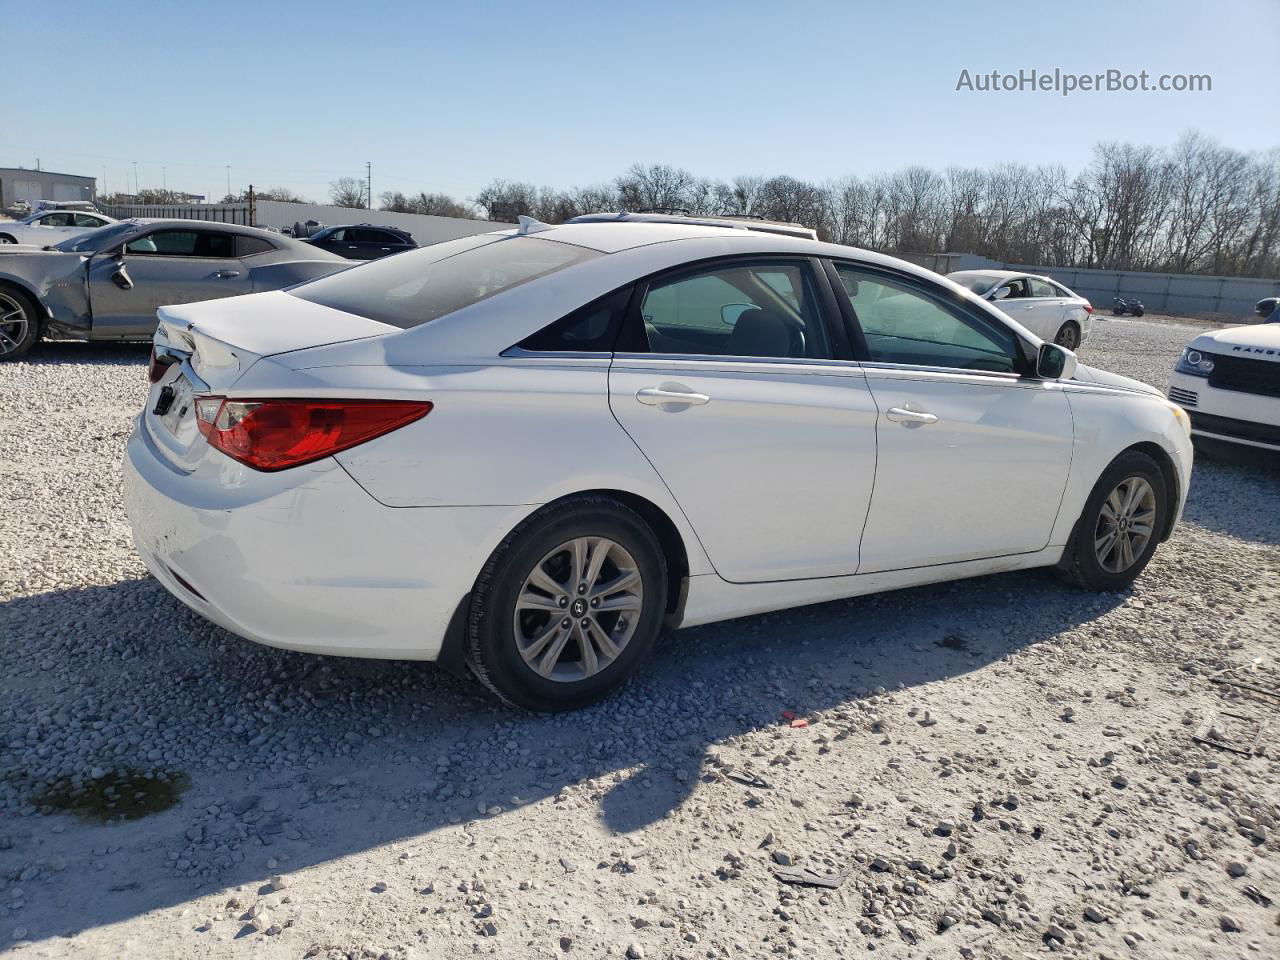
left=0, top=219, right=352, bottom=360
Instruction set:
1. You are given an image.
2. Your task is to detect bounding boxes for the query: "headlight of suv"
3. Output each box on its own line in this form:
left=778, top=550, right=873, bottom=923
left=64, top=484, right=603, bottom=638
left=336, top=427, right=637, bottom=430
left=1175, top=347, right=1215, bottom=377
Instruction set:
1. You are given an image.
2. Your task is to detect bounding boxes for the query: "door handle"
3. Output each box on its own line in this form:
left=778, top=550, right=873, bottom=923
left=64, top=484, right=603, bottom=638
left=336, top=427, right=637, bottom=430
left=885, top=406, right=938, bottom=425
left=636, top=386, right=710, bottom=407
left=1023, top=304, right=1035, bottom=310
left=215, top=269, right=240, bottom=279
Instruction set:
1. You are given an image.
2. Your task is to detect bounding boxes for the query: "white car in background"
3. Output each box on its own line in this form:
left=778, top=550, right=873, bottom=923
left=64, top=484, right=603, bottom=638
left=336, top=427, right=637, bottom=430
left=0, top=209, right=116, bottom=245
left=948, top=269, right=1093, bottom=350
left=124, top=214, right=1192, bottom=711
left=1167, top=298, right=1280, bottom=454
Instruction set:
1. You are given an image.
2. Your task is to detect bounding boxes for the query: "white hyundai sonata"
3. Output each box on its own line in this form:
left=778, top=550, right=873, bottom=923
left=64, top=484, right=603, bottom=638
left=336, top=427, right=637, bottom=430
left=124, top=214, right=1193, bottom=710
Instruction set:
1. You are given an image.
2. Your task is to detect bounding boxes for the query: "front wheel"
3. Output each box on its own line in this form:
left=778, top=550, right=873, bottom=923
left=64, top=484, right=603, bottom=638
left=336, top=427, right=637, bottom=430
left=0, top=287, right=42, bottom=360
left=1054, top=321, right=1081, bottom=350
left=1059, top=450, right=1168, bottom=591
left=466, top=497, right=668, bottom=711
left=0, top=234, right=16, bottom=245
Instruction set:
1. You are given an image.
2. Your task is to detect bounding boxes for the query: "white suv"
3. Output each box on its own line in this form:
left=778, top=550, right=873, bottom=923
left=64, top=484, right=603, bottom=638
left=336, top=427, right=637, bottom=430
left=1167, top=299, right=1280, bottom=454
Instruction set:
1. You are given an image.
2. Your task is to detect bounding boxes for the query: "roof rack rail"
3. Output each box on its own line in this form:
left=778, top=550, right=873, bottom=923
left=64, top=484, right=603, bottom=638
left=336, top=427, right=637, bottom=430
left=566, top=211, right=817, bottom=241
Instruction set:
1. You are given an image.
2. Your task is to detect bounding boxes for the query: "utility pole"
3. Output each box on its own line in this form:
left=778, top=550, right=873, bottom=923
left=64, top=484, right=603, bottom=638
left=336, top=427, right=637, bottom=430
left=162, top=166, right=167, bottom=191
left=226, top=165, right=231, bottom=200
left=366, top=161, right=372, bottom=210
left=133, top=161, right=139, bottom=194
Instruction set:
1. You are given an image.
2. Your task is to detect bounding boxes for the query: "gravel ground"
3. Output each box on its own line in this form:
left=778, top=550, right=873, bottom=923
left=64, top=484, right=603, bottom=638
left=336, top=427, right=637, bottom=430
left=2, top=318, right=1278, bottom=960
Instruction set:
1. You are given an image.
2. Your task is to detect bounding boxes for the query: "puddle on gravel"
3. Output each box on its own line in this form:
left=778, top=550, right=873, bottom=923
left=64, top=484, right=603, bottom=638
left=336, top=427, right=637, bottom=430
left=35, top=769, right=190, bottom=823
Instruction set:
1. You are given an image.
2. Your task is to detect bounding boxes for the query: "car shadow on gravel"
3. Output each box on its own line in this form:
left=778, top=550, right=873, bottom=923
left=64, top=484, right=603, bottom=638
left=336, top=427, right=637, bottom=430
left=0, top=568, right=1125, bottom=941
left=19, top=340, right=151, bottom=365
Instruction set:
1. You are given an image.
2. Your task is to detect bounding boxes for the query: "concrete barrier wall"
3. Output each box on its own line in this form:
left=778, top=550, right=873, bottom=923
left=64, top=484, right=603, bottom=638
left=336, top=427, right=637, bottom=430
left=1004, top=264, right=1280, bottom=319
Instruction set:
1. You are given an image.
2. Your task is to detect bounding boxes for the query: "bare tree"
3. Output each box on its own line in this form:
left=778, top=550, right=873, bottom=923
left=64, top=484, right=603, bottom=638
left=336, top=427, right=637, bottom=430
left=329, top=177, right=367, bottom=209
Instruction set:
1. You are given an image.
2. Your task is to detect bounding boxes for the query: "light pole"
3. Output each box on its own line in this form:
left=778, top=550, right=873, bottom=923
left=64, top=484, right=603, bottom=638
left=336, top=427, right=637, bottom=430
left=226, top=165, right=231, bottom=200
left=162, top=166, right=167, bottom=191
left=133, top=161, right=139, bottom=195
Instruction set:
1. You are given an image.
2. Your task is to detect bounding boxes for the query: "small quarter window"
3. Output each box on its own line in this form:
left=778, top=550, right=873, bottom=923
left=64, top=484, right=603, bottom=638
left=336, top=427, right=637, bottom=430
left=519, top=287, right=632, bottom=353
left=237, top=235, right=275, bottom=256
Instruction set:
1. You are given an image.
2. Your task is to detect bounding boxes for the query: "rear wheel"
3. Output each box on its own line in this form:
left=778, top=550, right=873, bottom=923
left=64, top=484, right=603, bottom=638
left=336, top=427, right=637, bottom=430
left=1054, top=321, right=1081, bottom=350
left=1059, top=450, right=1168, bottom=591
left=0, top=287, right=41, bottom=360
left=466, top=496, right=668, bottom=711
left=0, top=234, right=16, bottom=244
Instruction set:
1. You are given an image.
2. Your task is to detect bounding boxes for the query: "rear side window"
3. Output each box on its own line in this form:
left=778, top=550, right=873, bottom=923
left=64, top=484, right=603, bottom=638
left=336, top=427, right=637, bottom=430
left=290, top=236, right=601, bottom=329
left=126, top=230, right=236, bottom=257
left=237, top=235, right=275, bottom=256
left=1029, top=278, right=1058, bottom=298
left=518, top=287, right=632, bottom=353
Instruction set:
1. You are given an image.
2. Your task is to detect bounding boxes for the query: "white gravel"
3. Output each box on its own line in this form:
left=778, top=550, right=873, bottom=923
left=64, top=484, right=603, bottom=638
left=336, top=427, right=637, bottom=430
left=1, top=321, right=1278, bottom=959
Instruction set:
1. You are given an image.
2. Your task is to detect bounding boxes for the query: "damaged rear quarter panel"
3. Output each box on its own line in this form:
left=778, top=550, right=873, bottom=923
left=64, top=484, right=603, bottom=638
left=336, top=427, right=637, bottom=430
left=0, top=251, right=92, bottom=336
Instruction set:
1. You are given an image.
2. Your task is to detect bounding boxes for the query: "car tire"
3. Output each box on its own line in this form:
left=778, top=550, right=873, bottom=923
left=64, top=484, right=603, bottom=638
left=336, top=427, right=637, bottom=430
left=0, top=234, right=16, bottom=244
left=1059, top=450, right=1168, bottom=592
left=466, top=496, right=668, bottom=711
left=1054, top=321, right=1081, bottom=350
left=0, top=285, right=42, bottom=361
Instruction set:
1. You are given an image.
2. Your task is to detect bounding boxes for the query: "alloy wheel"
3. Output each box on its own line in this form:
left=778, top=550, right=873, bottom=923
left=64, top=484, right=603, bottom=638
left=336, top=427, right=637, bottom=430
left=0, top=291, right=30, bottom=357
left=1093, top=476, right=1156, bottom=573
left=512, top=536, right=644, bottom=682
left=1055, top=324, right=1080, bottom=350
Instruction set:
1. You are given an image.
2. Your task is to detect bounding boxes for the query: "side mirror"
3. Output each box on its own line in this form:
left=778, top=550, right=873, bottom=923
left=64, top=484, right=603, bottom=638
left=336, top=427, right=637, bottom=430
left=111, top=251, right=133, bottom=290
left=1037, top=342, right=1078, bottom=381
left=990, top=285, right=1012, bottom=301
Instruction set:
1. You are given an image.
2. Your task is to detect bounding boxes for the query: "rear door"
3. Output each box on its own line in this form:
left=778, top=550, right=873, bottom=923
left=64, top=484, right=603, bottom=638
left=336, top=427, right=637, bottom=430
left=608, top=256, right=878, bottom=583
left=1025, top=277, right=1067, bottom=339
left=830, top=262, right=1074, bottom=573
left=87, top=227, right=252, bottom=338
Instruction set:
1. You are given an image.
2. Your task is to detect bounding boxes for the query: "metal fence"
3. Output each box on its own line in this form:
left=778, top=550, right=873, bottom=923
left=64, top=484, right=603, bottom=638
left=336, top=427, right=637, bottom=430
left=96, top=201, right=255, bottom=225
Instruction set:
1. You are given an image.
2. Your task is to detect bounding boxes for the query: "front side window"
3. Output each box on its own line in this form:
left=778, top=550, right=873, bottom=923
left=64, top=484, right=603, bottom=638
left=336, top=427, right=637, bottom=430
left=126, top=230, right=236, bottom=257
left=289, top=235, right=598, bottom=329
left=835, top=264, right=1021, bottom=373
left=638, top=260, right=831, bottom=359
left=41, top=212, right=74, bottom=227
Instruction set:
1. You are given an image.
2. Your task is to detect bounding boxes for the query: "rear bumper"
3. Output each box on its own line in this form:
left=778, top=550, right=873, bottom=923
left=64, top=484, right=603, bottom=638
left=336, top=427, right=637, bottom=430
left=123, top=417, right=527, bottom=659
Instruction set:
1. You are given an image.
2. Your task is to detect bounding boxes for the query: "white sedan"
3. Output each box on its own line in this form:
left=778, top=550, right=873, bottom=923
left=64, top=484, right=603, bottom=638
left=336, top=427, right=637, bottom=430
left=948, top=269, right=1093, bottom=350
left=0, top=208, right=116, bottom=245
left=124, top=214, right=1192, bottom=711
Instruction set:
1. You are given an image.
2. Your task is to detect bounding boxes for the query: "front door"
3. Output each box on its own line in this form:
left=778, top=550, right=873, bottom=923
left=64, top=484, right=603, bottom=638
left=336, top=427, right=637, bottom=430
left=831, top=262, right=1074, bottom=573
left=88, top=227, right=252, bottom=338
left=608, top=257, right=878, bottom=583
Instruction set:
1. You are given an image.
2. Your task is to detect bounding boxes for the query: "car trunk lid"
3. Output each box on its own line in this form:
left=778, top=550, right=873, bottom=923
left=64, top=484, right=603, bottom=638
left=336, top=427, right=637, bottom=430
left=143, top=290, right=398, bottom=471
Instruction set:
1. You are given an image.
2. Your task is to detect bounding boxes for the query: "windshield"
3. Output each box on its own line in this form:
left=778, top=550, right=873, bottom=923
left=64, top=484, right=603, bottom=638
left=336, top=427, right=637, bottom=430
left=289, top=235, right=601, bottom=328
left=949, top=272, right=1009, bottom=295
left=54, top=222, right=138, bottom=253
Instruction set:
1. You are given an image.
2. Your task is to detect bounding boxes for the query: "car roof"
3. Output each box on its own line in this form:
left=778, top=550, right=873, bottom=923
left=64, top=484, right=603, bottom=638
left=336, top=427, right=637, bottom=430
left=567, top=211, right=818, bottom=241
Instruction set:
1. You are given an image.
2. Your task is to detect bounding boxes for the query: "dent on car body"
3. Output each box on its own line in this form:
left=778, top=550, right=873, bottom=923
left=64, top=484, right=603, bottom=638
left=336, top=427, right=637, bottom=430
left=0, top=252, right=92, bottom=333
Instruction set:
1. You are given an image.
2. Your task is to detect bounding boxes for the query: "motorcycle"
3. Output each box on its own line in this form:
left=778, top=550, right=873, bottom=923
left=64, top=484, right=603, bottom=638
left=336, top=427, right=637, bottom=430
left=1112, top=296, right=1145, bottom=317
left=1257, top=297, right=1279, bottom=323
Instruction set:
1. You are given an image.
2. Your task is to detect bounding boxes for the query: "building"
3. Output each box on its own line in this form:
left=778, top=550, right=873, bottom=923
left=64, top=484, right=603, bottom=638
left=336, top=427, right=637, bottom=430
left=0, top=167, right=96, bottom=208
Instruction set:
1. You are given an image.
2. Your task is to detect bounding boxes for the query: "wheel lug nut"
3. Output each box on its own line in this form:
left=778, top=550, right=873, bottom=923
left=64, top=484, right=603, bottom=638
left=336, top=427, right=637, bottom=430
left=581, top=618, right=590, bottom=627
left=578, top=584, right=587, bottom=594
left=558, top=597, right=567, bottom=607
left=590, top=598, right=599, bottom=607
left=561, top=618, right=571, bottom=628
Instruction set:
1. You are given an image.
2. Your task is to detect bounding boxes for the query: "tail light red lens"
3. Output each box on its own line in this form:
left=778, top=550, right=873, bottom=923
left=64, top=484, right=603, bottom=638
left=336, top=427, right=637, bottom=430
left=1083, top=303, right=1094, bottom=314
left=195, top=398, right=432, bottom=471
left=148, top=347, right=177, bottom=383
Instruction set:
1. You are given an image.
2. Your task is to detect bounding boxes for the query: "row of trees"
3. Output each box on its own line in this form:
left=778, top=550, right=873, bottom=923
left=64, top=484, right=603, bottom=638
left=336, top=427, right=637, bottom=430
left=340, top=133, right=1278, bottom=278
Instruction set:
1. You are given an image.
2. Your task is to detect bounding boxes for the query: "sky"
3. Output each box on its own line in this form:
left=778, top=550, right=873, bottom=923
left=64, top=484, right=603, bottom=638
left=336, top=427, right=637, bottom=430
left=6, top=0, right=1277, bottom=204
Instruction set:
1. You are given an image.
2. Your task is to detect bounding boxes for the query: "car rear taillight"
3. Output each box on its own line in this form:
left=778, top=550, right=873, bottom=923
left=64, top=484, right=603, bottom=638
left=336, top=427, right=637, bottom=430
left=1083, top=303, right=1094, bottom=314
left=148, top=346, right=178, bottom=383
left=194, top=397, right=431, bottom=471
